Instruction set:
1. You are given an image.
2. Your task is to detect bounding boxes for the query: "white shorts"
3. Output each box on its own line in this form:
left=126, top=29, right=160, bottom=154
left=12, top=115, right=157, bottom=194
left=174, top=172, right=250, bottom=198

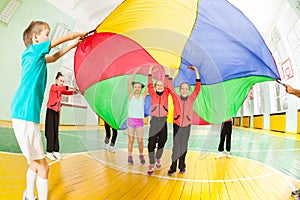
left=12, top=118, right=45, bottom=164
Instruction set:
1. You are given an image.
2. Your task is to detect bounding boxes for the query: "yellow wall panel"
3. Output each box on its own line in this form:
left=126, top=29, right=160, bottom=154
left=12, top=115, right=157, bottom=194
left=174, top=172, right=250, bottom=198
left=253, top=115, right=263, bottom=129
left=242, top=116, right=250, bottom=128
left=99, top=117, right=104, bottom=126
left=234, top=117, right=241, bottom=126
left=297, top=110, right=300, bottom=133
left=270, top=114, right=285, bottom=132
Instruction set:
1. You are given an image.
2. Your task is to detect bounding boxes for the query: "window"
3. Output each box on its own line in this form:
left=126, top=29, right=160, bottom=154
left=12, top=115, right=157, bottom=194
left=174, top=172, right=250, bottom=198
left=0, top=0, right=22, bottom=26
left=287, top=18, right=300, bottom=77
left=60, top=49, right=88, bottom=108
left=253, top=83, right=265, bottom=115
left=269, top=81, right=287, bottom=113
left=242, top=94, right=251, bottom=116
left=51, top=23, right=70, bottom=50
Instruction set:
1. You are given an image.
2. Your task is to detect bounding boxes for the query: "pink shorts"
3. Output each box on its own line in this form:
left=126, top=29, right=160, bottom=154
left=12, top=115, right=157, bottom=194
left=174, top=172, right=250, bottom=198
left=128, top=118, right=144, bottom=128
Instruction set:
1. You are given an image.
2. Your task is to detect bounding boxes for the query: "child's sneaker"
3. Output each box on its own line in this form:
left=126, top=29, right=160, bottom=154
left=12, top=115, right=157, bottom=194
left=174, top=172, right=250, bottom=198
left=104, top=143, right=109, bottom=150
left=155, top=159, right=161, bottom=169
left=22, top=190, right=27, bottom=200
left=46, top=152, right=56, bottom=161
left=292, top=189, right=300, bottom=196
left=109, top=145, right=115, bottom=153
left=179, top=168, right=186, bottom=174
left=23, top=190, right=37, bottom=200
left=24, top=196, right=37, bottom=200
left=167, top=169, right=175, bottom=176
left=226, top=151, right=231, bottom=159
left=147, top=165, right=154, bottom=175
left=128, top=156, right=134, bottom=165
left=104, top=137, right=109, bottom=145
left=53, top=152, right=62, bottom=160
left=215, top=152, right=223, bottom=159
left=139, top=155, right=145, bottom=165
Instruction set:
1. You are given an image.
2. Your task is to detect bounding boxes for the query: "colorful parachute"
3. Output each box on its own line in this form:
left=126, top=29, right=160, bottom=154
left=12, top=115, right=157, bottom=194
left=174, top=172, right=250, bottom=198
left=74, top=0, right=279, bottom=129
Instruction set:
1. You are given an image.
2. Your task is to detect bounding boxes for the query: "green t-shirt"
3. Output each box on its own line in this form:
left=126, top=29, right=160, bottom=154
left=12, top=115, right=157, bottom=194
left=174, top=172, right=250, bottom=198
left=11, top=40, right=51, bottom=123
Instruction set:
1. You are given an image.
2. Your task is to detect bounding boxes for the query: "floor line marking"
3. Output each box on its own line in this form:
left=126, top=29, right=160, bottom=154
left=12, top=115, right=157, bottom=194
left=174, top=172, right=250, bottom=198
left=82, top=150, right=284, bottom=183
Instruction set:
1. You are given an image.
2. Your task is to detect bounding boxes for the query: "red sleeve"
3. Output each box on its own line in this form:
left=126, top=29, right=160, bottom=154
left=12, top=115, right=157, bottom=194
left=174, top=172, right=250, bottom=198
left=167, top=78, right=177, bottom=100
left=225, top=118, right=233, bottom=122
left=148, top=75, right=155, bottom=96
left=167, top=77, right=173, bottom=95
left=190, top=80, right=201, bottom=101
left=51, top=85, right=75, bottom=95
left=168, top=81, right=180, bottom=114
left=62, top=90, right=75, bottom=95
left=169, top=88, right=178, bottom=104
left=51, top=85, right=68, bottom=92
left=164, top=75, right=169, bottom=87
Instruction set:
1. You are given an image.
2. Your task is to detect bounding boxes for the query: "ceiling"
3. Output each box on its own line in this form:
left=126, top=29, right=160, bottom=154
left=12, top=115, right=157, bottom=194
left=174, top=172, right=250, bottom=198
left=47, top=0, right=285, bottom=39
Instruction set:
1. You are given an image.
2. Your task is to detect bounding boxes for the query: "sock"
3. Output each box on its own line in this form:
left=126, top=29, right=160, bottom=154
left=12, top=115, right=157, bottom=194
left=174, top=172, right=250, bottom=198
left=26, top=169, right=37, bottom=199
left=36, top=176, right=48, bottom=200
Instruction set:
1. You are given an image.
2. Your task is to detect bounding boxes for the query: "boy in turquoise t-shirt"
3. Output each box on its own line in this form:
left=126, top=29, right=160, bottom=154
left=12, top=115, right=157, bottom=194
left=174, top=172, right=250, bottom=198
left=10, top=21, right=86, bottom=200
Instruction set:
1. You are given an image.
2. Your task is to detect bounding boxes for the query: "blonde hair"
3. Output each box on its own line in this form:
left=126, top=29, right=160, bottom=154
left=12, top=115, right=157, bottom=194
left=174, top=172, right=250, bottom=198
left=23, top=21, right=50, bottom=47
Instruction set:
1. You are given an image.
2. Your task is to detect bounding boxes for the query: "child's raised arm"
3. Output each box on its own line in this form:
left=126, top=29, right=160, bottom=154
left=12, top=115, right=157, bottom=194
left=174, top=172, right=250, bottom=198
left=188, top=66, right=200, bottom=79
left=50, top=32, right=87, bottom=49
left=128, top=67, right=141, bottom=98
left=148, top=65, right=157, bottom=96
left=46, top=37, right=83, bottom=63
left=142, top=85, right=148, bottom=99
left=286, top=84, right=300, bottom=98
left=148, top=65, right=153, bottom=75
left=164, top=66, right=176, bottom=88
left=188, top=66, right=201, bottom=99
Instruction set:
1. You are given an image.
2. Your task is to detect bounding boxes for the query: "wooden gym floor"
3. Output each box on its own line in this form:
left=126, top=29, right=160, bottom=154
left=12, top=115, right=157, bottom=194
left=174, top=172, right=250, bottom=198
left=0, top=121, right=300, bottom=200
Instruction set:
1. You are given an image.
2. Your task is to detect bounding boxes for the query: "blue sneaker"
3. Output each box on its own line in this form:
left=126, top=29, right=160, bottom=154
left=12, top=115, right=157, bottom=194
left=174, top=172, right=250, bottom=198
left=139, top=155, right=145, bottom=165
left=128, top=156, right=134, bottom=165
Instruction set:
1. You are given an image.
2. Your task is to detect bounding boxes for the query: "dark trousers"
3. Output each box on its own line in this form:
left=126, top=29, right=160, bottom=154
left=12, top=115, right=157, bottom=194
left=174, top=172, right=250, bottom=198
left=148, top=116, right=168, bottom=164
left=218, top=121, right=232, bottom=152
left=45, top=108, right=59, bottom=152
left=170, top=124, right=191, bottom=171
left=104, top=121, right=118, bottom=145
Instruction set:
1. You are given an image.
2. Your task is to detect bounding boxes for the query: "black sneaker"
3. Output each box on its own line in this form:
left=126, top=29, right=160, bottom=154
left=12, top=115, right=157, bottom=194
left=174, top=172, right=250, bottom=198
left=168, top=169, right=175, bottom=176
left=179, top=168, right=186, bottom=174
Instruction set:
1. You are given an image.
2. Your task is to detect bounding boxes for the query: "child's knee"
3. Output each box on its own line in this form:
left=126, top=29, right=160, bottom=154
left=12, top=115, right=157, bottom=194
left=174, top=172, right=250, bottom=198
left=138, top=140, right=143, bottom=145
left=128, top=137, right=134, bottom=143
left=39, top=163, right=50, bottom=178
left=44, top=163, right=50, bottom=173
